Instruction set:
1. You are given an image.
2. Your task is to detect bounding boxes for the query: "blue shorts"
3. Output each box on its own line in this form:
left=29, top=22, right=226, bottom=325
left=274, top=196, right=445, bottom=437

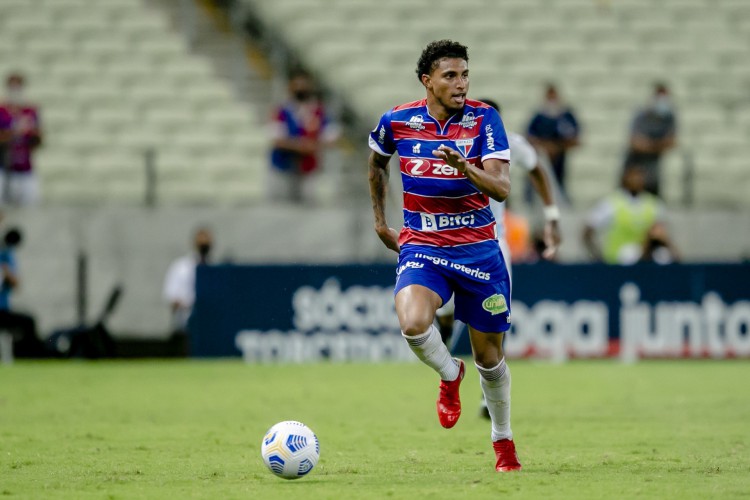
left=394, top=246, right=511, bottom=333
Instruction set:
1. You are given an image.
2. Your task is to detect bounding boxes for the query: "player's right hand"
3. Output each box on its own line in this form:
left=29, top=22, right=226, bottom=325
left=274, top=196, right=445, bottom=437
left=375, top=225, right=400, bottom=254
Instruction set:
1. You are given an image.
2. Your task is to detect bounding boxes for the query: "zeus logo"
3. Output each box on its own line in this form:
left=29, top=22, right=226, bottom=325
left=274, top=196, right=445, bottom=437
left=405, top=159, right=429, bottom=176
left=405, top=160, right=461, bottom=177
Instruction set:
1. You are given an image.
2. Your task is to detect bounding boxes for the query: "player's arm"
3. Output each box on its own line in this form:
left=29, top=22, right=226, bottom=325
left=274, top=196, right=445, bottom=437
left=433, top=145, right=510, bottom=202
left=273, top=136, right=318, bottom=156
left=527, top=165, right=561, bottom=259
left=368, top=150, right=400, bottom=254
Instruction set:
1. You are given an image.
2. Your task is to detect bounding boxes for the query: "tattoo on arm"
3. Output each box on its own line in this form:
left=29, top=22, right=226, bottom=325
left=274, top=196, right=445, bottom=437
left=368, top=152, right=391, bottom=228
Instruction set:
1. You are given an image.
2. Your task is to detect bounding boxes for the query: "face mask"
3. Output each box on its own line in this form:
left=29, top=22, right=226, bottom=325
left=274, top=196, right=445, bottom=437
left=6, top=87, right=23, bottom=105
left=197, top=244, right=211, bottom=259
left=293, top=90, right=313, bottom=102
left=653, top=96, right=671, bottom=116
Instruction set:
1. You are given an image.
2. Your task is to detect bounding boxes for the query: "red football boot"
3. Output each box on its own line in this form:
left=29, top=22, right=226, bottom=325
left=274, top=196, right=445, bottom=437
left=436, top=359, right=465, bottom=428
left=493, top=439, right=522, bottom=472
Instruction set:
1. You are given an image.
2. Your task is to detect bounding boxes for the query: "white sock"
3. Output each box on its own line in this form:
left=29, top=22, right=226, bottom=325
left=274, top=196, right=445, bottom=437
left=403, top=325, right=460, bottom=381
left=476, top=358, right=512, bottom=441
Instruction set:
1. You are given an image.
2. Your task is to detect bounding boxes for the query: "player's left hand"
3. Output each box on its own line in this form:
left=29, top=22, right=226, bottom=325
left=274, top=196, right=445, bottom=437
left=433, top=145, right=468, bottom=174
left=542, top=220, right=561, bottom=260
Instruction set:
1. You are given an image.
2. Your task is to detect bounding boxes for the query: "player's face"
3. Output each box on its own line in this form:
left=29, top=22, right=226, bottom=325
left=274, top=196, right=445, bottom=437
left=424, top=58, right=469, bottom=114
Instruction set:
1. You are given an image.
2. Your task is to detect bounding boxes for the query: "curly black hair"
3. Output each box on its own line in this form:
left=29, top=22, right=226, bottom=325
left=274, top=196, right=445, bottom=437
left=415, top=40, right=469, bottom=81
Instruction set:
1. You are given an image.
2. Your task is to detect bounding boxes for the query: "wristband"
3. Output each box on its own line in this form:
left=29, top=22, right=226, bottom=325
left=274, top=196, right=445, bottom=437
left=543, top=205, right=560, bottom=222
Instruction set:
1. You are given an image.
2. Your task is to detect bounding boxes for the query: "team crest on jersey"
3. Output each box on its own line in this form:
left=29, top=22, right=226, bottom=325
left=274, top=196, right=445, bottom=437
left=407, top=115, right=425, bottom=130
left=482, top=294, right=508, bottom=315
left=460, top=112, right=477, bottom=129
left=455, top=138, right=474, bottom=157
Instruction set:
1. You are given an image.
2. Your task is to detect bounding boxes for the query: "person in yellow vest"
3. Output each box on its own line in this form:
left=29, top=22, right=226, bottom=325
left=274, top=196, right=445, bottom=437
left=582, top=163, right=677, bottom=264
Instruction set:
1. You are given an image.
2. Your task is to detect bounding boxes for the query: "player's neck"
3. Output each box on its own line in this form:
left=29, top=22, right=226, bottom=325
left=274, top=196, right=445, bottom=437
left=426, top=96, right=459, bottom=121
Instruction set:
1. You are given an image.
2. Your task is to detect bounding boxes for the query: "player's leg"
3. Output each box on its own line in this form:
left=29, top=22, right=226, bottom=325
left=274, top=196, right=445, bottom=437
left=396, top=283, right=465, bottom=429
left=469, top=326, right=521, bottom=471
left=435, top=294, right=455, bottom=344
left=477, top=238, right=513, bottom=419
left=396, top=284, right=460, bottom=381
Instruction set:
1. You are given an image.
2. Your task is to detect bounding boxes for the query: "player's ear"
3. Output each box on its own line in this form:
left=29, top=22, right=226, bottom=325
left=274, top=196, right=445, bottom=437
left=420, top=74, right=431, bottom=89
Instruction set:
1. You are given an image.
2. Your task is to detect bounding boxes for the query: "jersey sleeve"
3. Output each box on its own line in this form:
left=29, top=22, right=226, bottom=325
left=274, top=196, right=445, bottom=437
left=368, top=110, right=396, bottom=157
left=480, top=107, right=510, bottom=163
left=508, top=133, right=538, bottom=172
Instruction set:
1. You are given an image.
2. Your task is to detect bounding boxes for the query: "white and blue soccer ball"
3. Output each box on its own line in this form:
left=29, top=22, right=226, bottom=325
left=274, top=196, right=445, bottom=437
left=261, top=421, right=320, bottom=480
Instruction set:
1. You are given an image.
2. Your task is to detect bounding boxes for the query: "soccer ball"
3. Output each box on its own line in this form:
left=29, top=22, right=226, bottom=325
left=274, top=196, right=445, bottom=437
left=261, top=421, right=320, bottom=480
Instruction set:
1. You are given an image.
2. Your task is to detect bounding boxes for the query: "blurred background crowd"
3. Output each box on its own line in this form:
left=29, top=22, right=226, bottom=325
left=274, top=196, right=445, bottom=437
left=0, top=0, right=748, bottom=353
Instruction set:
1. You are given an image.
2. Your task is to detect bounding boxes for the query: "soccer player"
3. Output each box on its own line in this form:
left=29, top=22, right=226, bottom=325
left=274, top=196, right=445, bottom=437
left=435, top=98, right=562, bottom=419
left=368, top=40, right=521, bottom=472
left=437, top=97, right=561, bottom=342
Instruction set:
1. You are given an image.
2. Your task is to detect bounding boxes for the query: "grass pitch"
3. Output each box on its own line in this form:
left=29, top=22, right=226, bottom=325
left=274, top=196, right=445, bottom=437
left=1, top=359, right=748, bottom=499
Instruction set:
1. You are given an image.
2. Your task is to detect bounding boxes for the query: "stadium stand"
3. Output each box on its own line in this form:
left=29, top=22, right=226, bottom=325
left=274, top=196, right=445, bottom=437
left=0, top=0, right=267, bottom=204
left=236, top=0, right=750, bottom=208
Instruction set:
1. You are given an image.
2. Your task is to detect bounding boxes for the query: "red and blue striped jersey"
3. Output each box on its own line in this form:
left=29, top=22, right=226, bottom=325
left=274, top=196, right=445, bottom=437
left=368, top=99, right=510, bottom=262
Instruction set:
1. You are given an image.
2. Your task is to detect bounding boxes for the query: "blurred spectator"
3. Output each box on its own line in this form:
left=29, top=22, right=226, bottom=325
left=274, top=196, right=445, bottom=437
left=163, top=226, right=213, bottom=340
left=526, top=83, right=580, bottom=200
left=0, top=227, right=44, bottom=357
left=0, top=73, right=43, bottom=206
left=582, top=163, right=677, bottom=264
left=624, top=82, right=677, bottom=196
left=268, top=68, right=340, bottom=204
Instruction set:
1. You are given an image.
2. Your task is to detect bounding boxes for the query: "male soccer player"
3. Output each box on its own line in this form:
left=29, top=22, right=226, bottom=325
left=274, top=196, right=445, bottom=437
left=435, top=98, right=562, bottom=419
left=368, top=40, right=521, bottom=472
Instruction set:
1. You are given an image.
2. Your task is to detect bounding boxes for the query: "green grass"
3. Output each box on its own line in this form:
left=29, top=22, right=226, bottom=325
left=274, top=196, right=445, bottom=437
left=1, top=360, right=749, bottom=499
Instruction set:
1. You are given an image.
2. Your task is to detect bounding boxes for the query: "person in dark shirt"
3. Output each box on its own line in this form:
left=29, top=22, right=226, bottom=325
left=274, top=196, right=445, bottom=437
left=526, top=83, right=580, bottom=200
left=624, top=82, right=677, bottom=196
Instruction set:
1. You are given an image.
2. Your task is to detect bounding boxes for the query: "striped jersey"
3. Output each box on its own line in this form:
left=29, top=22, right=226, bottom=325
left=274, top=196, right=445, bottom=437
left=368, top=98, right=510, bottom=262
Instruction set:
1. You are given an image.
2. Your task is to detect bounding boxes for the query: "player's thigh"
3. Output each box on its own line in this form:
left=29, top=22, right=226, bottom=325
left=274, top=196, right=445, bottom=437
left=453, top=268, right=511, bottom=336
left=468, top=326, right=504, bottom=368
left=393, top=252, right=452, bottom=335
left=395, top=284, right=443, bottom=336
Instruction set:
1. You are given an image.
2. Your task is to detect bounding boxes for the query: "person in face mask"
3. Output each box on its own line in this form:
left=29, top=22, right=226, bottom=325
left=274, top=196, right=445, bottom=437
left=267, top=68, right=340, bottom=204
left=624, top=82, right=677, bottom=197
left=162, top=227, right=214, bottom=346
left=0, top=73, right=43, bottom=206
left=525, top=83, right=581, bottom=202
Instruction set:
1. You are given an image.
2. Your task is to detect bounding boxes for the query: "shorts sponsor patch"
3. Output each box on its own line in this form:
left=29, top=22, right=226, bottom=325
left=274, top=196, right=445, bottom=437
left=482, top=294, right=508, bottom=315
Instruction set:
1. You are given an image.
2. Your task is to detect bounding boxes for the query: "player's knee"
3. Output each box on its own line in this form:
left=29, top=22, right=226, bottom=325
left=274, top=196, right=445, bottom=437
left=400, top=314, right=434, bottom=337
left=473, top=350, right=503, bottom=369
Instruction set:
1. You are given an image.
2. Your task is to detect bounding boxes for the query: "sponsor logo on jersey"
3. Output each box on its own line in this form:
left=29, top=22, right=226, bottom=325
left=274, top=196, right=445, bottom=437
left=404, top=159, right=461, bottom=178
left=420, top=213, right=476, bottom=231
left=482, top=294, right=508, bottom=315
left=413, top=252, right=492, bottom=281
left=378, top=125, right=386, bottom=144
left=460, top=112, right=477, bottom=129
left=412, top=143, right=421, bottom=154
left=396, top=260, right=425, bottom=275
left=485, top=124, right=495, bottom=151
left=406, top=115, right=425, bottom=130
left=455, top=138, right=474, bottom=157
